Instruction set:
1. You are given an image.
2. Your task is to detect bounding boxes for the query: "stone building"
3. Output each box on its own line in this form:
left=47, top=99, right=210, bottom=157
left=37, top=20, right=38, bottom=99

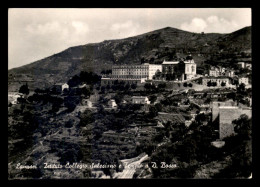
left=209, top=69, right=219, bottom=77
left=111, top=63, right=162, bottom=80
left=238, top=77, right=249, bottom=85
left=132, top=96, right=150, bottom=104
left=219, top=106, right=252, bottom=139
left=161, top=56, right=196, bottom=81
left=211, top=100, right=237, bottom=122
left=108, top=99, right=117, bottom=108
left=237, top=62, right=245, bottom=68
left=211, top=101, right=252, bottom=139
left=202, top=76, right=231, bottom=87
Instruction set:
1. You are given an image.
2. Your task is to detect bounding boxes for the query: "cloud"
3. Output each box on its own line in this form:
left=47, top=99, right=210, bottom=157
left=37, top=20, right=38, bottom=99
left=180, top=16, right=240, bottom=33
left=180, top=18, right=207, bottom=33
left=110, top=20, right=141, bottom=38
left=71, top=21, right=89, bottom=35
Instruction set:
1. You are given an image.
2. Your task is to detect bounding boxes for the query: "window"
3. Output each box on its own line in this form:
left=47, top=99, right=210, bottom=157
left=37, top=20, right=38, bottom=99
left=192, top=66, right=195, bottom=72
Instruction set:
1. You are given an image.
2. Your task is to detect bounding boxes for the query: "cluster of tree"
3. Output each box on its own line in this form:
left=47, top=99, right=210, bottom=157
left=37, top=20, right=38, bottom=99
left=207, top=81, right=218, bottom=87
left=100, top=81, right=137, bottom=93
left=213, top=115, right=252, bottom=178
left=101, top=69, right=112, bottom=75
left=144, top=82, right=167, bottom=93
left=226, top=84, right=251, bottom=106
left=68, top=71, right=101, bottom=87
left=183, top=82, right=193, bottom=87
left=149, top=112, right=220, bottom=178
left=19, top=83, right=30, bottom=95
left=148, top=103, right=163, bottom=117
left=64, top=96, right=81, bottom=112
left=27, top=93, right=64, bottom=113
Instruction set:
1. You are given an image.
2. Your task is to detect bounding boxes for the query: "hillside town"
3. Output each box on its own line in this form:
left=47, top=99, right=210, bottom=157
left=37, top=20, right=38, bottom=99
left=8, top=52, right=252, bottom=179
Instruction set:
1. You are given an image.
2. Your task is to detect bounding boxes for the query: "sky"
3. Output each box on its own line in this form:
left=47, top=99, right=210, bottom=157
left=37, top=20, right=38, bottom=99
left=8, top=8, right=251, bottom=69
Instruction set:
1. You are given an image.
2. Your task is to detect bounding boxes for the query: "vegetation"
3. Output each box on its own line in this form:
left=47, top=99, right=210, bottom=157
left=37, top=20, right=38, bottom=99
left=19, top=84, right=29, bottom=95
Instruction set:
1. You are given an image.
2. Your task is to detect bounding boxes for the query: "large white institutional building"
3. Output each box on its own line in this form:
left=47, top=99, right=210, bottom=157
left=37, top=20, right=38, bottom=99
left=107, top=55, right=197, bottom=82
left=111, top=63, right=162, bottom=80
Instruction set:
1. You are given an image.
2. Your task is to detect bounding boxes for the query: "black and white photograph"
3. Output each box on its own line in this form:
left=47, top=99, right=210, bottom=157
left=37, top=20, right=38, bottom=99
left=8, top=8, right=252, bottom=179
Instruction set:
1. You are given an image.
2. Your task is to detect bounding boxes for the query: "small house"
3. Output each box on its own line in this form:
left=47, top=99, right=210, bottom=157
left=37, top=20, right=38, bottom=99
left=132, top=96, right=150, bottom=104
left=52, top=83, right=69, bottom=93
left=108, top=99, right=117, bottom=108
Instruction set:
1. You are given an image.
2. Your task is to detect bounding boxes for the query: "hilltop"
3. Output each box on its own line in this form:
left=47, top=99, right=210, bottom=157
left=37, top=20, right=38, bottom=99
left=8, top=26, right=251, bottom=91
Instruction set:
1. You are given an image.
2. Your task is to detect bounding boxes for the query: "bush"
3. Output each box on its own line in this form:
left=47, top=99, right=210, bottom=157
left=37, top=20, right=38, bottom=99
left=65, top=119, right=74, bottom=128
left=19, top=84, right=29, bottom=95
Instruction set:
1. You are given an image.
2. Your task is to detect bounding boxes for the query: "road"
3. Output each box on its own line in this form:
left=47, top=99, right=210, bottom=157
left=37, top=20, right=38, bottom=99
left=113, top=154, right=148, bottom=179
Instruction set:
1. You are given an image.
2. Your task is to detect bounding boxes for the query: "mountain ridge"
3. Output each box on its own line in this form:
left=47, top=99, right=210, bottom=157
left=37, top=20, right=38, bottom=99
left=8, top=26, right=251, bottom=91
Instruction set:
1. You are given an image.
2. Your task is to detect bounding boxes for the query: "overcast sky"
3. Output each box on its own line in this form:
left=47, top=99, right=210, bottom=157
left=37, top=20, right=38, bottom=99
left=8, top=8, right=251, bottom=69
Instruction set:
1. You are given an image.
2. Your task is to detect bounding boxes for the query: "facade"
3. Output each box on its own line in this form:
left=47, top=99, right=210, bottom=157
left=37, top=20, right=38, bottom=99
left=237, top=62, right=245, bottom=68
left=211, top=101, right=252, bottom=139
left=161, top=58, right=196, bottom=81
left=209, top=69, right=219, bottom=77
left=148, top=64, right=162, bottom=79
left=184, top=59, right=197, bottom=80
left=111, top=56, right=196, bottom=82
left=52, top=83, right=69, bottom=93
left=211, top=101, right=237, bottom=122
left=111, top=63, right=162, bottom=80
left=245, top=63, right=252, bottom=70
left=238, top=77, right=249, bottom=85
left=132, top=96, right=150, bottom=104
left=219, top=106, right=252, bottom=139
left=108, top=99, right=117, bottom=108
left=225, top=70, right=234, bottom=77
left=112, top=64, right=149, bottom=79
left=202, top=77, right=230, bottom=87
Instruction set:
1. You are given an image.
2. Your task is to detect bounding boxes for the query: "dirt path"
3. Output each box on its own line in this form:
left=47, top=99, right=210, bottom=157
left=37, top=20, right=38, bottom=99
left=113, top=154, right=148, bottom=179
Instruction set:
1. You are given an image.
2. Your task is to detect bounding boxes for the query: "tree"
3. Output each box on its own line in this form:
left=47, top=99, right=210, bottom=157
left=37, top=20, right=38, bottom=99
left=188, top=83, right=193, bottom=87
left=131, top=83, right=137, bottom=90
left=211, top=82, right=217, bottom=87
left=207, top=81, right=212, bottom=87
left=221, top=81, right=226, bottom=87
left=19, top=84, right=29, bottom=95
left=237, top=83, right=246, bottom=95
left=183, top=82, right=188, bottom=87
left=144, top=83, right=152, bottom=90
left=149, top=95, right=157, bottom=104
left=149, top=105, right=158, bottom=117
left=158, top=83, right=166, bottom=90
left=233, top=114, right=251, bottom=140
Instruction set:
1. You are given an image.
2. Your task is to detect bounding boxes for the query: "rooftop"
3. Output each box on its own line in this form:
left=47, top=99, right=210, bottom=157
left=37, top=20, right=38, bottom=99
left=203, top=76, right=230, bottom=79
left=162, top=61, right=179, bottom=65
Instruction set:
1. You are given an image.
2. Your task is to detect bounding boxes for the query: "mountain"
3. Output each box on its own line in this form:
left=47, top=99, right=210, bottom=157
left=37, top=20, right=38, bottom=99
left=8, top=26, right=251, bottom=91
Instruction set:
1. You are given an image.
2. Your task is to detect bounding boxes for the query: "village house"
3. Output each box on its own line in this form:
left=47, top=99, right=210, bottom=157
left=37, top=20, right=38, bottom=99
left=238, top=77, right=249, bottom=85
left=237, top=62, right=245, bottom=69
left=81, top=99, right=93, bottom=107
left=218, top=106, right=251, bottom=139
left=108, top=99, right=117, bottom=108
left=225, top=69, right=235, bottom=77
left=132, top=96, right=150, bottom=104
left=52, top=83, right=69, bottom=93
left=211, top=101, right=252, bottom=139
left=245, top=63, right=252, bottom=70
left=202, top=76, right=231, bottom=87
left=8, top=93, right=24, bottom=105
left=208, top=66, right=220, bottom=77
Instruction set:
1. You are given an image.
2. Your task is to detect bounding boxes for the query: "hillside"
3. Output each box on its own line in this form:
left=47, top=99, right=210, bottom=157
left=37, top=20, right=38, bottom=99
left=8, top=26, right=251, bottom=91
